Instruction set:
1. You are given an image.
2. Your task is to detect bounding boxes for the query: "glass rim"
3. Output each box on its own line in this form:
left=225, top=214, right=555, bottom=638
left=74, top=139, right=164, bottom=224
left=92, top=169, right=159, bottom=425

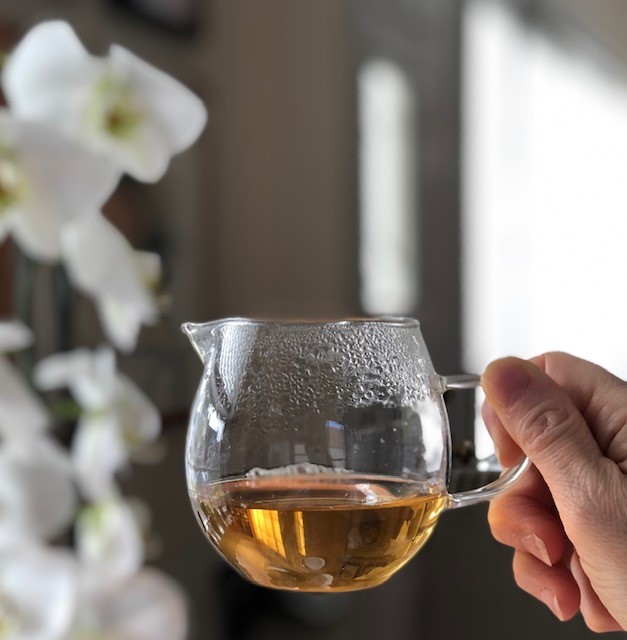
left=184, top=316, right=421, bottom=330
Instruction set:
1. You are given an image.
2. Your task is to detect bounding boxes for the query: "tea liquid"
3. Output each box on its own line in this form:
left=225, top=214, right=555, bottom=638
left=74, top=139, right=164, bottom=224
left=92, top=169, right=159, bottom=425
left=191, top=474, right=448, bottom=591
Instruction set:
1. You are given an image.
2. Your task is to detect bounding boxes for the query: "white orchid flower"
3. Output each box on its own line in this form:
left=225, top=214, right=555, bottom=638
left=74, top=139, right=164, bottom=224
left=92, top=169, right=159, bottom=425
left=70, top=568, right=187, bottom=640
left=0, top=111, right=118, bottom=260
left=0, top=321, right=31, bottom=351
left=0, top=320, right=48, bottom=440
left=61, top=213, right=161, bottom=352
left=33, top=347, right=116, bottom=412
left=76, top=497, right=144, bottom=584
left=34, top=347, right=161, bottom=500
left=3, top=20, right=207, bottom=183
left=0, top=544, right=77, bottom=640
left=71, top=412, right=128, bottom=501
left=69, top=425, right=124, bottom=502
left=0, top=438, right=76, bottom=545
left=34, top=347, right=161, bottom=441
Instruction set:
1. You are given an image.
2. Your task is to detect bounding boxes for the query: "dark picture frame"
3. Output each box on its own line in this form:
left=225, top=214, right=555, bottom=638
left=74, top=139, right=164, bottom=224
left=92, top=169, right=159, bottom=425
left=108, top=0, right=200, bottom=36
left=0, top=19, right=19, bottom=316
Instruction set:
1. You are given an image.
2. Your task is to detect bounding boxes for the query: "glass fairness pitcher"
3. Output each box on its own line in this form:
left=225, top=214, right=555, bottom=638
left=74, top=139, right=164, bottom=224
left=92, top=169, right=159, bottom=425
left=183, top=318, right=528, bottom=592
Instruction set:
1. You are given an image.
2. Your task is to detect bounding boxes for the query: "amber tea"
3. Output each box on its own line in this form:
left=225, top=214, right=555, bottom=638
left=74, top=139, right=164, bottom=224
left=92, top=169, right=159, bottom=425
left=191, top=473, right=448, bottom=592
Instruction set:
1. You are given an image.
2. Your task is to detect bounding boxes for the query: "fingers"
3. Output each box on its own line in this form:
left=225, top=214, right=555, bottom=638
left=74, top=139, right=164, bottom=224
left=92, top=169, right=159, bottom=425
left=512, top=550, right=580, bottom=621
left=532, top=353, right=627, bottom=468
left=482, top=351, right=627, bottom=469
left=481, top=400, right=521, bottom=468
left=481, top=358, right=604, bottom=509
left=488, top=465, right=567, bottom=567
left=570, top=551, right=624, bottom=633
left=493, top=475, right=623, bottom=630
left=531, top=352, right=625, bottom=420
left=505, top=536, right=625, bottom=630
left=483, top=354, right=627, bottom=633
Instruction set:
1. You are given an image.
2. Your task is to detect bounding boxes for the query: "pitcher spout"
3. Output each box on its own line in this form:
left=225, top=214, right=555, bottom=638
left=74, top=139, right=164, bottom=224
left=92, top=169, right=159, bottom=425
left=181, top=321, right=218, bottom=365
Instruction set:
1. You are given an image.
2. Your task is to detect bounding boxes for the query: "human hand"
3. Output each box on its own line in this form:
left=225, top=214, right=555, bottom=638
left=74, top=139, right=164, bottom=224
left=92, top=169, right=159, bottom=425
left=481, top=353, right=627, bottom=632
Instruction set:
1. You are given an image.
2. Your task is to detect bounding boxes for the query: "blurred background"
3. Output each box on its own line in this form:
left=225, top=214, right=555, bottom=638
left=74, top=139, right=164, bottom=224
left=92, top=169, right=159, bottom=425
left=1, top=0, right=626, bottom=638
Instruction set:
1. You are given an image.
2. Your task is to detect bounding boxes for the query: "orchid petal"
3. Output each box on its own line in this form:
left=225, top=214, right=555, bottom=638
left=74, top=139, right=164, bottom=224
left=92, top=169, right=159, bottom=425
left=33, top=349, right=92, bottom=393
left=3, top=21, right=206, bottom=183
left=72, top=412, right=127, bottom=501
left=61, top=213, right=157, bottom=307
left=0, top=356, right=48, bottom=440
left=74, top=568, right=187, bottom=640
left=106, top=569, right=187, bottom=640
left=0, top=319, right=33, bottom=352
left=88, top=110, right=171, bottom=183
left=76, top=497, right=144, bottom=584
left=135, top=251, right=161, bottom=287
left=2, top=21, right=97, bottom=133
left=7, top=114, right=119, bottom=212
left=34, top=347, right=116, bottom=411
left=97, top=297, right=154, bottom=353
left=110, top=45, right=207, bottom=156
left=0, top=112, right=119, bottom=260
left=0, top=544, right=77, bottom=640
left=114, top=375, right=161, bottom=448
left=77, top=47, right=205, bottom=182
left=61, top=215, right=159, bottom=351
left=0, top=438, right=76, bottom=544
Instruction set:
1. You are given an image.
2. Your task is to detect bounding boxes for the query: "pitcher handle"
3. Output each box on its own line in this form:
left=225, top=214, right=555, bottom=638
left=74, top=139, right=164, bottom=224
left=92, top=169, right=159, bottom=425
left=442, top=373, right=531, bottom=509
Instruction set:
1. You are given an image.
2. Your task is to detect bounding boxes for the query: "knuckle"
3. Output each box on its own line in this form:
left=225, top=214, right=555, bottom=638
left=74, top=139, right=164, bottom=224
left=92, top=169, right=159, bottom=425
left=563, top=475, right=599, bottom=520
left=520, top=402, right=576, bottom=459
left=542, top=350, right=587, bottom=375
left=538, top=351, right=575, bottom=379
left=578, top=461, right=627, bottom=526
left=542, top=351, right=570, bottom=368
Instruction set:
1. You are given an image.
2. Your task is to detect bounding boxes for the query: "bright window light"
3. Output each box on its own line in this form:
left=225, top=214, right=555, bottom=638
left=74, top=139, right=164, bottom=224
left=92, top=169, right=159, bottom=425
left=463, top=0, right=627, bottom=457
left=358, top=59, right=419, bottom=315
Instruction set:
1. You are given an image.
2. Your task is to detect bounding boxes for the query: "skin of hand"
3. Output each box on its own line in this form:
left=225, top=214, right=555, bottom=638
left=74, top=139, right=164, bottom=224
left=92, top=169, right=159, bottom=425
left=481, top=352, right=627, bottom=632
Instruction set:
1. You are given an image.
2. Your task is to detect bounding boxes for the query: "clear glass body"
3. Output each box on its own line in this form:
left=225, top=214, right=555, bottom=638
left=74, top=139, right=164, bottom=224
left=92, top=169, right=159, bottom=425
left=183, top=318, right=528, bottom=591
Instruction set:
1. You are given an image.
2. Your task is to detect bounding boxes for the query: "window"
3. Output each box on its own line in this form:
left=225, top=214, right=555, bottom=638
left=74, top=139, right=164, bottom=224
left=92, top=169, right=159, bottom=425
left=358, top=59, right=419, bottom=316
left=463, top=0, right=627, bottom=454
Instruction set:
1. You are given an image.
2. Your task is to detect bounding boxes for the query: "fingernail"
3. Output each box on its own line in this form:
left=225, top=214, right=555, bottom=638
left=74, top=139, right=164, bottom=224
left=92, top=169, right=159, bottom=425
left=482, top=403, right=504, bottom=463
left=481, top=401, right=499, bottom=433
left=521, top=533, right=552, bottom=566
left=539, top=588, right=564, bottom=621
left=483, top=359, right=531, bottom=409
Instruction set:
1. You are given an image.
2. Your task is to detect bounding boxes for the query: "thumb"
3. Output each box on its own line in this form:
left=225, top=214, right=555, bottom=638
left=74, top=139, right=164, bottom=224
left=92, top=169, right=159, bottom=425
left=482, top=357, right=604, bottom=503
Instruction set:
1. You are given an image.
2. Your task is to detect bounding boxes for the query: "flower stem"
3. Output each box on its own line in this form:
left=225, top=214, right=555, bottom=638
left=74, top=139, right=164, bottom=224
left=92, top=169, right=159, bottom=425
left=54, top=262, right=74, bottom=352
left=14, top=246, right=36, bottom=374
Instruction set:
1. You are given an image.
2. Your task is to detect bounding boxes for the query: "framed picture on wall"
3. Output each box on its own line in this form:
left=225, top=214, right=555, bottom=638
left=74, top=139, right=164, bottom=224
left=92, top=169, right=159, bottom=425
left=108, top=0, right=200, bottom=35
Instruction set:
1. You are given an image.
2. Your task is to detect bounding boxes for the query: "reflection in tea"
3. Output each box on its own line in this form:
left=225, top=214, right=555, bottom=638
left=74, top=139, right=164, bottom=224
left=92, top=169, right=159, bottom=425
left=191, top=472, right=447, bottom=592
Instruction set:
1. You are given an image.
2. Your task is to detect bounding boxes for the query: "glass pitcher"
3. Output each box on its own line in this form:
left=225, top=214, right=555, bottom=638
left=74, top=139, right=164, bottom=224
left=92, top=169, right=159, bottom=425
left=182, top=317, right=528, bottom=592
